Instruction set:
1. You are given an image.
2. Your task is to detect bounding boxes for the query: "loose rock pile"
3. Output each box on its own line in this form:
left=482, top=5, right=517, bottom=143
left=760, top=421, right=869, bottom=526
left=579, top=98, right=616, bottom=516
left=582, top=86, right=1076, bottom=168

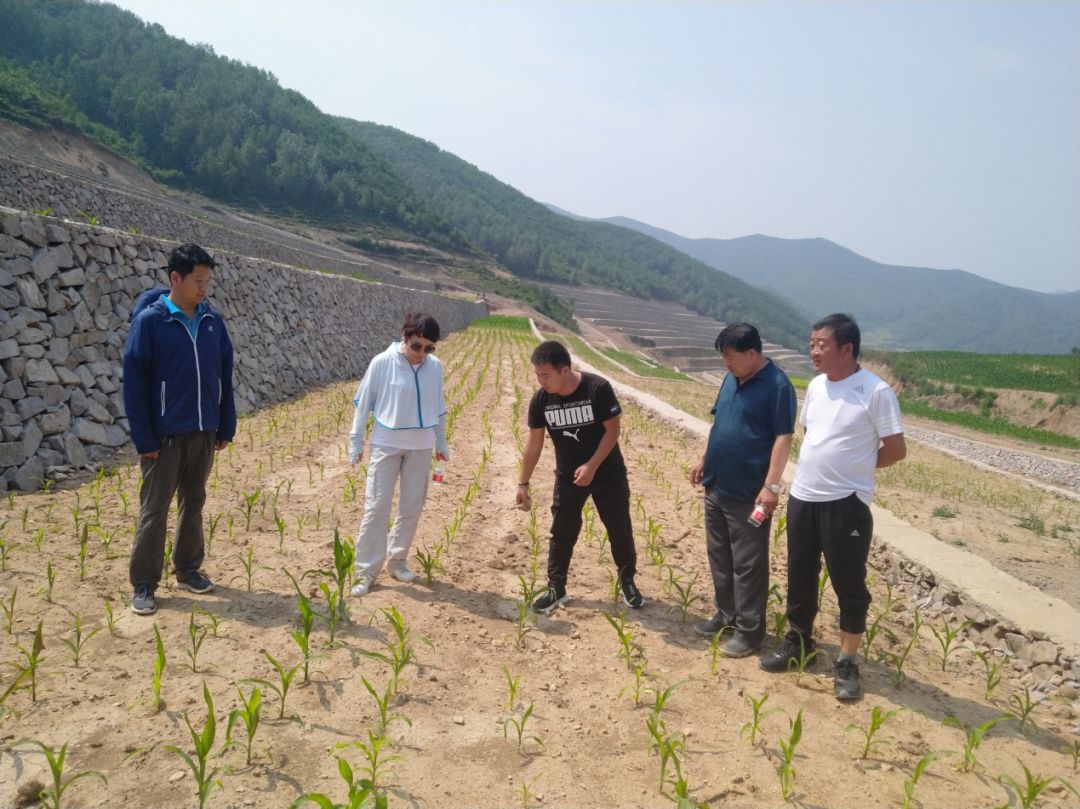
left=0, top=208, right=486, bottom=491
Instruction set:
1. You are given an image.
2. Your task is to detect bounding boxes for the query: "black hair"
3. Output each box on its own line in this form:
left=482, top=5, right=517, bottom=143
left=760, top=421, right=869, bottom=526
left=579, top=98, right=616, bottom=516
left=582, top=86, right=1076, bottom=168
left=714, top=322, right=762, bottom=354
left=530, top=340, right=572, bottom=369
left=168, top=243, right=215, bottom=279
left=812, top=313, right=861, bottom=359
left=402, top=312, right=440, bottom=342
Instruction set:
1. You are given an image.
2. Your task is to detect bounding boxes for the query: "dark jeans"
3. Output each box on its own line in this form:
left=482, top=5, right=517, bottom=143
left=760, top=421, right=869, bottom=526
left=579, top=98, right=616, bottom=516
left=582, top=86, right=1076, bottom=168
left=129, top=431, right=216, bottom=588
left=704, top=490, right=770, bottom=645
left=784, top=493, right=874, bottom=643
left=548, top=470, right=637, bottom=590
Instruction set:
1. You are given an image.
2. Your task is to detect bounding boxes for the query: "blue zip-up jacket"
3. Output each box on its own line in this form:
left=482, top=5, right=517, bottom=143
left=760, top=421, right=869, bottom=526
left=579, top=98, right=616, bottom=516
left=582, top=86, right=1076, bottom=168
left=123, top=288, right=237, bottom=454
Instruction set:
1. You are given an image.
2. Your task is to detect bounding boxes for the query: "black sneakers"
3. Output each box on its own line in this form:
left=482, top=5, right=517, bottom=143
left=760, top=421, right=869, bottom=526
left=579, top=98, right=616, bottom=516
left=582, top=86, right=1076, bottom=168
left=131, top=585, right=157, bottom=615
left=177, top=570, right=214, bottom=594
left=532, top=586, right=569, bottom=615
left=759, top=636, right=817, bottom=673
left=621, top=578, right=645, bottom=609
left=834, top=657, right=862, bottom=700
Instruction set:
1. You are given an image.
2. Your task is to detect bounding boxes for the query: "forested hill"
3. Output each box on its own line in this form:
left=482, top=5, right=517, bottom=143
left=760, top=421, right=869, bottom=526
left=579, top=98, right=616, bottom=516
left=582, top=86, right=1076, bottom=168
left=600, top=216, right=1080, bottom=354
left=0, top=0, right=810, bottom=347
left=0, top=0, right=461, bottom=244
left=337, top=120, right=810, bottom=349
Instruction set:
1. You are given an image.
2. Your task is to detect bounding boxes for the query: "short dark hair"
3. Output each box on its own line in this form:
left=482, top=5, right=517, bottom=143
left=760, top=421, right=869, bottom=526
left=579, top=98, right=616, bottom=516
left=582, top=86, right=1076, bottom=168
left=714, top=322, right=762, bottom=354
left=531, top=340, right=572, bottom=369
left=402, top=312, right=440, bottom=342
left=168, top=243, right=215, bottom=279
left=812, top=313, right=861, bottom=359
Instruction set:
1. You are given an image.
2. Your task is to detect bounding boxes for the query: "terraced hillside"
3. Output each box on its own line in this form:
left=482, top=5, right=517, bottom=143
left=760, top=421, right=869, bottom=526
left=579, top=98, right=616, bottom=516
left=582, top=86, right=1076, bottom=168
left=547, top=285, right=815, bottom=377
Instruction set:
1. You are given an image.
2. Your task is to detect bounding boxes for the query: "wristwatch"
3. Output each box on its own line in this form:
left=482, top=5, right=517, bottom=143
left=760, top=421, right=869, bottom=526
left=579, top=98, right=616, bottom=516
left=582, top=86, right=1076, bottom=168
left=764, top=483, right=782, bottom=494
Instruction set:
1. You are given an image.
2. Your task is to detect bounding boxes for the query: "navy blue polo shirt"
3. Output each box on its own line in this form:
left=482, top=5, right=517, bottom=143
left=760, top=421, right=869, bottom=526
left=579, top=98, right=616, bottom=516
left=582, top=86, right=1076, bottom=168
left=701, top=359, right=797, bottom=502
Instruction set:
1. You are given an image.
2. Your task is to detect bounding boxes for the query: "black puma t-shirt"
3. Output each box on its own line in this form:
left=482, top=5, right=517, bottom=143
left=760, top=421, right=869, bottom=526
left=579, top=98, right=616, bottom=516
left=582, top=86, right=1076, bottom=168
left=527, top=371, right=625, bottom=477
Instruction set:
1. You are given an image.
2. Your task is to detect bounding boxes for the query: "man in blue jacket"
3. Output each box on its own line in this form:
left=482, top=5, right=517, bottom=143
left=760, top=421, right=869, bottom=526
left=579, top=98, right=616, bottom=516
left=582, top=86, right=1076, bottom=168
left=123, top=243, right=236, bottom=615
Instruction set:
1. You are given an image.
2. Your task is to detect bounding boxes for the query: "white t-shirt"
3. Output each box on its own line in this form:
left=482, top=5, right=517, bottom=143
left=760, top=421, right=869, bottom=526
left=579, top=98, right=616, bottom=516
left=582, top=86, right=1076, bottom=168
left=791, top=368, right=904, bottom=505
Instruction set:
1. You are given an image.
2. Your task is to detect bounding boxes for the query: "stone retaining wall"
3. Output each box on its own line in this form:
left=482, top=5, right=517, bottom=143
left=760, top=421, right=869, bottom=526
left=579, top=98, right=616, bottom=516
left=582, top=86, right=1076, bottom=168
left=0, top=208, right=487, bottom=491
left=0, top=154, right=434, bottom=291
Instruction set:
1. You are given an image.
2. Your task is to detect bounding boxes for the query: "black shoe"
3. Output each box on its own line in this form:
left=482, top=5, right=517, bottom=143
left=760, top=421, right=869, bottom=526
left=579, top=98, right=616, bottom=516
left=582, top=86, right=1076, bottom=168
left=834, top=657, right=862, bottom=700
left=131, top=585, right=157, bottom=615
left=532, top=586, right=569, bottom=615
left=692, top=612, right=735, bottom=638
left=759, top=636, right=817, bottom=673
left=621, top=578, right=645, bottom=609
left=177, top=570, right=214, bottom=594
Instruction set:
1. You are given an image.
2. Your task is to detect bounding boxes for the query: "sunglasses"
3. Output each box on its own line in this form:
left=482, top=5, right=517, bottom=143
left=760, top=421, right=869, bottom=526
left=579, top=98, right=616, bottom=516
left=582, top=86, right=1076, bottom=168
left=408, top=341, right=437, bottom=354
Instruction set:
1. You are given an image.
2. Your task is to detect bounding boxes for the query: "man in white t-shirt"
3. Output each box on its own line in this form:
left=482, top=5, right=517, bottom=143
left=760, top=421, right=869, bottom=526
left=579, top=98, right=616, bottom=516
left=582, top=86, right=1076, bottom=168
left=760, top=314, right=906, bottom=700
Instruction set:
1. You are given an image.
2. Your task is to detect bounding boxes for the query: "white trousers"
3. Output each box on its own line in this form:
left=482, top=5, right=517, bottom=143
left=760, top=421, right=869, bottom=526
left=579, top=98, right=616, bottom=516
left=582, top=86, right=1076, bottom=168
left=354, top=446, right=432, bottom=581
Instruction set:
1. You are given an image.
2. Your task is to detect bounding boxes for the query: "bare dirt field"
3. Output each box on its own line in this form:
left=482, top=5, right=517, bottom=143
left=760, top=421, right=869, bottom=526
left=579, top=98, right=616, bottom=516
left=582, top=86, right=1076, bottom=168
left=1, top=320, right=1077, bottom=809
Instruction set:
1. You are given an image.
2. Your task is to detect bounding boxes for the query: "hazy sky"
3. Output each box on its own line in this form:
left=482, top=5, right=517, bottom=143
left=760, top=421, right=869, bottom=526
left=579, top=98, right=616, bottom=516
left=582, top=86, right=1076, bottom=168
left=109, top=1, right=1079, bottom=293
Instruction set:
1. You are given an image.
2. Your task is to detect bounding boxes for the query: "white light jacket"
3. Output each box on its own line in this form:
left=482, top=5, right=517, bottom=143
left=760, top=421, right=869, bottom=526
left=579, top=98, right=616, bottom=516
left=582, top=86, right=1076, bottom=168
left=348, top=342, right=449, bottom=461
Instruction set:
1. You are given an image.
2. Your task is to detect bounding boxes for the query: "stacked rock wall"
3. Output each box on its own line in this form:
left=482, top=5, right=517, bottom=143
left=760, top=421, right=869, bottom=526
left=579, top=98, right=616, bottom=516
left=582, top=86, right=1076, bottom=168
left=0, top=154, right=435, bottom=291
left=0, top=208, right=487, bottom=490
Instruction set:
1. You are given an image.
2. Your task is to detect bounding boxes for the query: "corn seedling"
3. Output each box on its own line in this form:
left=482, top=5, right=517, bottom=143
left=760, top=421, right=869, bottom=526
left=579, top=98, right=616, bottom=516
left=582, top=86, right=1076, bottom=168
left=776, top=710, right=804, bottom=802
left=290, top=586, right=316, bottom=683
left=414, top=543, right=445, bottom=584
left=886, top=610, right=922, bottom=688
left=11, top=739, right=107, bottom=809
left=275, top=513, right=287, bottom=553
left=501, top=664, right=522, bottom=711
left=928, top=618, right=972, bottom=671
left=33, top=526, right=45, bottom=550
left=620, top=660, right=650, bottom=707
left=223, top=686, right=263, bottom=766
left=290, top=748, right=389, bottom=809
left=234, top=545, right=258, bottom=591
left=186, top=610, right=209, bottom=673
left=364, top=606, right=429, bottom=694
left=503, top=702, right=543, bottom=755
left=667, top=571, right=703, bottom=624
left=845, top=706, right=902, bottom=759
left=786, top=636, right=819, bottom=686
left=740, top=691, right=781, bottom=746
left=1007, top=687, right=1039, bottom=735
left=165, top=683, right=221, bottom=809
left=974, top=651, right=1004, bottom=701
left=205, top=512, right=222, bottom=552
left=151, top=623, right=166, bottom=711
left=60, top=614, right=100, bottom=669
left=246, top=651, right=301, bottom=721
left=241, top=489, right=260, bottom=530
left=996, top=762, right=1077, bottom=809
left=513, top=573, right=542, bottom=649
left=645, top=712, right=686, bottom=794
left=2, top=586, right=15, bottom=633
left=338, top=732, right=400, bottom=792
left=43, top=560, right=57, bottom=603
left=603, top=609, right=645, bottom=669
left=901, top=752, right=944, bottom=809
left=515, top=776, right=540, bottom=809
left=361, top=676, right=411, bottom=736
left=194, top=607, right=227, bottom=639
left=1065, top=739, right=1079, bottom=771
left=649, top=679, right=684, bottom=719
left=943, top=714, right=1009, bottom=772
left=8, top=620, right=46, bottom=702
left=816, top=568, right=830, bottom=610
left=707, top=624, right=735, bottom=675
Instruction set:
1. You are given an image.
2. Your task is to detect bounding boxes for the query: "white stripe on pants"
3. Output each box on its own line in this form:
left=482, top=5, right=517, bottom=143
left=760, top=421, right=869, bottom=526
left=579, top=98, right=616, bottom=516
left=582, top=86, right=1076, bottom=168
left=354, top=446, right=432, bottom=581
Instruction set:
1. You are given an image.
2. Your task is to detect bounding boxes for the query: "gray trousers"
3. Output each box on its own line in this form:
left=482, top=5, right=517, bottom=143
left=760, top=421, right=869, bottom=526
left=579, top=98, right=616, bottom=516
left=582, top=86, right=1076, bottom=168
left=704, top=489, right=771, bottom=646
left=129, top=431, right=216, bottom=587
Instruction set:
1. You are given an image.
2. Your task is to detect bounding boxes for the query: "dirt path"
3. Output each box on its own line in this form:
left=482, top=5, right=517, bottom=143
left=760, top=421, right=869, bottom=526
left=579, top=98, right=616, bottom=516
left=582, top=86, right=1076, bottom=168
left=1, top=321, right=1077, bottom=809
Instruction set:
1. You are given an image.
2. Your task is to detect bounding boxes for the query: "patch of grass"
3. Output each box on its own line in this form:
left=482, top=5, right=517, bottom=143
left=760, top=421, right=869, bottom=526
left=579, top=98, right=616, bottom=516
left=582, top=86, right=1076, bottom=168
left=932, top=505, right=957, bottom=519
left=898, top=399, right=1078, bottom=449
left=472, top=315, right=534, bottom=332
left=865, top=350, right=1079, bottom=395
left=598, top=348, right=694, bottom=381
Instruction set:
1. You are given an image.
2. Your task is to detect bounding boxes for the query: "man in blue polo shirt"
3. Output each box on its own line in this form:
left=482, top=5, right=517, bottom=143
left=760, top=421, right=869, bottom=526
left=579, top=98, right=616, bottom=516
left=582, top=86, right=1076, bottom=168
left=689, top=323, right=796, bottom=657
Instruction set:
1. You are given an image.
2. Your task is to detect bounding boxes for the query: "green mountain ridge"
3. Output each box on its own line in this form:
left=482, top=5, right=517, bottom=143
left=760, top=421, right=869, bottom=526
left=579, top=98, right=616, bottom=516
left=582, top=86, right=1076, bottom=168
left=585, top=214, right=1079, bottom=354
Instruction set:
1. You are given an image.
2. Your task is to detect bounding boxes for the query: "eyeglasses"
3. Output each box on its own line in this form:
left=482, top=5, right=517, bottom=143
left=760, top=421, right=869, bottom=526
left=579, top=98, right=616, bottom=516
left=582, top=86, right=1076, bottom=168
left=408, top=341, right=437, bottom=354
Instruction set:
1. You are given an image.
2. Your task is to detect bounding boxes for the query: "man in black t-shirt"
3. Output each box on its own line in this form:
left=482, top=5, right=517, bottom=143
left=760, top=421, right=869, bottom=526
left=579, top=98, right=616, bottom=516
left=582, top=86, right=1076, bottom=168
left=517, top=340, right=643, bottom=613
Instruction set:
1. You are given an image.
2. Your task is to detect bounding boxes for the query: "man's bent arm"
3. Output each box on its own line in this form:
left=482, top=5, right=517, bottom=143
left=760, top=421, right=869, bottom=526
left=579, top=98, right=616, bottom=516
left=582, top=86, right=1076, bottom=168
left=876, top=433, right=907, bottom=468
left=585, top=415, right=621, bottom=472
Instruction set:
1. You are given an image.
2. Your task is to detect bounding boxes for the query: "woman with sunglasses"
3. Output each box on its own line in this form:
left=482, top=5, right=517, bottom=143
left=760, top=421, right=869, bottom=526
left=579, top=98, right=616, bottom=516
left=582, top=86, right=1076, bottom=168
left=347, top=312, right=449, bottom=595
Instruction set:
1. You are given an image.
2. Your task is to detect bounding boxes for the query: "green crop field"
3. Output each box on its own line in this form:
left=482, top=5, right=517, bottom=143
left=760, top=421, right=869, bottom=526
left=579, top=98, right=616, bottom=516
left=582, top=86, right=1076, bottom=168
left=865, top=350, right=1079, bottom=394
